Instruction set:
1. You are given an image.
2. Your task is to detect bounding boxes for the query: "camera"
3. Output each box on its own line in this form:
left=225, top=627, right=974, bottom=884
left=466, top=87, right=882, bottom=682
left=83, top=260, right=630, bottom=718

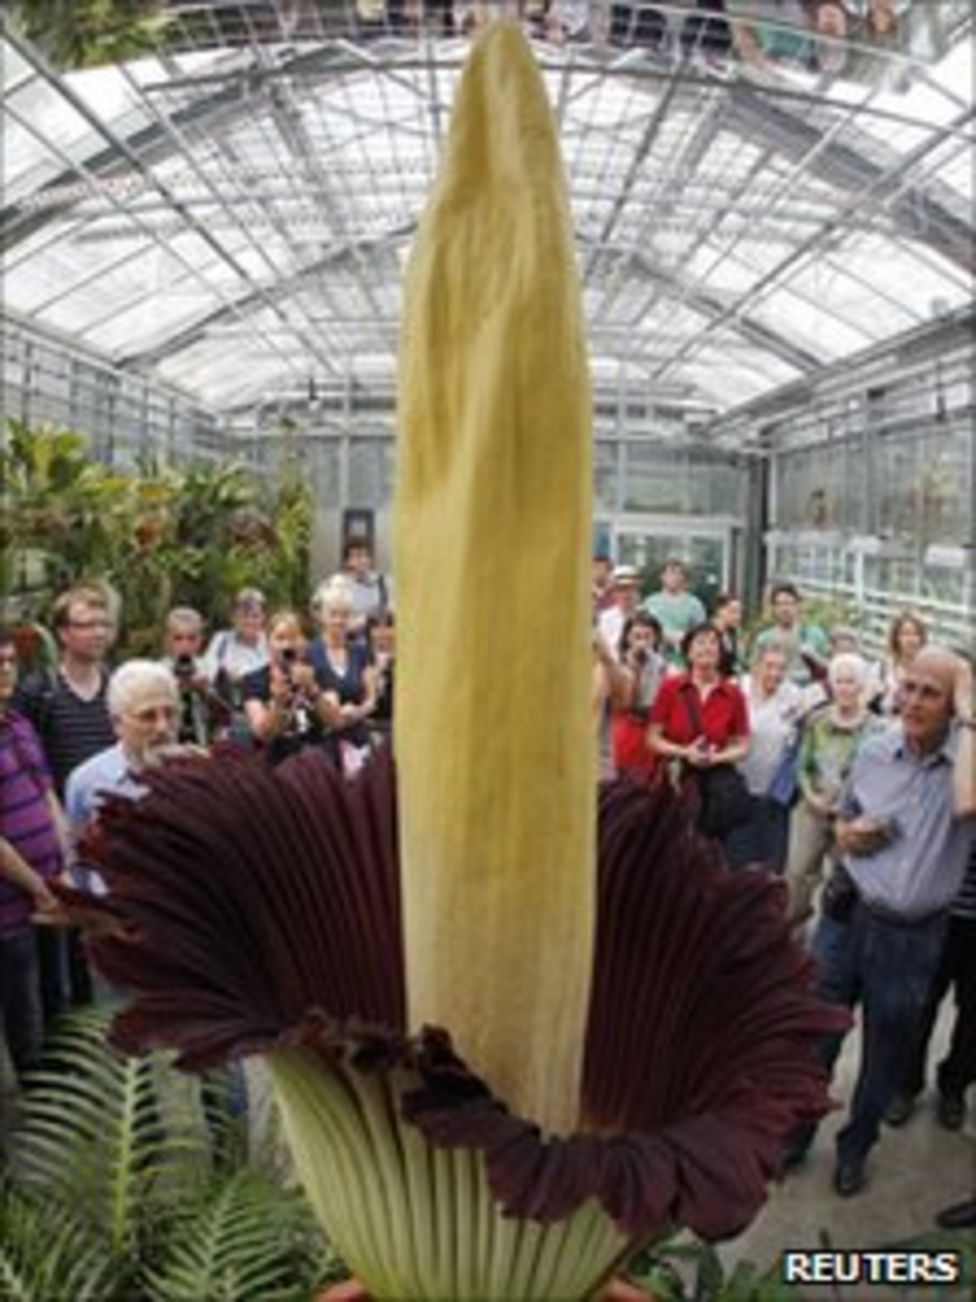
left=632, top=648, right=648, bottom=667
left=174, top=653, right=195, bottom=678
left=280, top=646, right=298, bottom=671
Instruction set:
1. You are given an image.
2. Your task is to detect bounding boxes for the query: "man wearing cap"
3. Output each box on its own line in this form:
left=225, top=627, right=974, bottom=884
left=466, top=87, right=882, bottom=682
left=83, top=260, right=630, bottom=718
left=641, top=559, right=706, bottom=665
left=597, top=566, right=642, bottom=659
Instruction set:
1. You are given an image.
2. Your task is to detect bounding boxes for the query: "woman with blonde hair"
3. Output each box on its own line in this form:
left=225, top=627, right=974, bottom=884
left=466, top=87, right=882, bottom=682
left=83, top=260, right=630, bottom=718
left=308, top=584, right=378, bottom=775
left=882, top=610, right=928, bottom=715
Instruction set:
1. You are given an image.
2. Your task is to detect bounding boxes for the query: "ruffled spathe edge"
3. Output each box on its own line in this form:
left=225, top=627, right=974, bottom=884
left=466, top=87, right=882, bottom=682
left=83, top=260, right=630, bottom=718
left=68, top=749, right=847, bottom=1242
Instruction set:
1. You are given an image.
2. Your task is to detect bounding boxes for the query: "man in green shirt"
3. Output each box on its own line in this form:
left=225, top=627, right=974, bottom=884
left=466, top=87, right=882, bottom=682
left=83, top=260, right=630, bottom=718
left=641, top=559, right=706, bottom=665
left=753, top=581, right=830, bottom=686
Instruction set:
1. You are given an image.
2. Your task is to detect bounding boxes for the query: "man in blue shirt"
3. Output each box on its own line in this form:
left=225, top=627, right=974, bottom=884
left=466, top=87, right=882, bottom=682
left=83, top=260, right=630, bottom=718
left=65, top=661, right=180, bottom=895
left=787, top=646, right=973, bottom=1195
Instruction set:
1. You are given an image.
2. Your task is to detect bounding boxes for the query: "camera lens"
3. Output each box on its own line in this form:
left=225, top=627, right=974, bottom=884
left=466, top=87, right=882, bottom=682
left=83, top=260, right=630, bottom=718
left=280, top=646, right=297, bottom=666
left=174, top=653, right=194, bottom=675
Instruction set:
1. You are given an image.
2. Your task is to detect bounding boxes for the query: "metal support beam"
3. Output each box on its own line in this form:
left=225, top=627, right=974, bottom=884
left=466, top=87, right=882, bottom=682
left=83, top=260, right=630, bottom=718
left=119, top=222, right=415, bottom=367
left=724, top=83, right=975, bottom=275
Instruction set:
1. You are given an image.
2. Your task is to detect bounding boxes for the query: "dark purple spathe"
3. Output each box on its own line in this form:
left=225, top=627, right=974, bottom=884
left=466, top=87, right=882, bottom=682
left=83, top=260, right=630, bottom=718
left=77, top=749, right=845, bottom=1240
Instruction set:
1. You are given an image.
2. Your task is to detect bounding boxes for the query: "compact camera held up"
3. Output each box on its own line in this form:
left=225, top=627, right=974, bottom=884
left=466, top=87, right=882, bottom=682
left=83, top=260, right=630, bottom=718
left=174, top=652, right=196, bottom=679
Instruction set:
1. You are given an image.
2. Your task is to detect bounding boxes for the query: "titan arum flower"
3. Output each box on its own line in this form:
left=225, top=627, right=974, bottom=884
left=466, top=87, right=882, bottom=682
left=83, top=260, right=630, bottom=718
left=76, top=23, right=845, bottom=1301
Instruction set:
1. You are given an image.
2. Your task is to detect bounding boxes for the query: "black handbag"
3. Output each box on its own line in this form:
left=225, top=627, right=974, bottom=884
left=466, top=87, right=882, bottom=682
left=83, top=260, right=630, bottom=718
left=681, top=683, right=752, bottom=838
left=821, top=863, right=860, bottom=922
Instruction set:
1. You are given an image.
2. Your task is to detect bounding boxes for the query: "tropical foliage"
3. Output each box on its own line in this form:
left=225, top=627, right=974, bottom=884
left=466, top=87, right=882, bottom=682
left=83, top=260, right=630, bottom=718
left=628, top=1241, right=802, bottom=1302
left=0, top=419, right=312, bottom=653
left=0, top=1009, right=342, bottom=1301
left=11, top=0, right=173, bottom=69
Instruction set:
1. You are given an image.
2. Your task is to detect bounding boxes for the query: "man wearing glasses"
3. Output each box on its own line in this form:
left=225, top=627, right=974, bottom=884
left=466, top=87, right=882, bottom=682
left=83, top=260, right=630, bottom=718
left=16, top=586, right=115, bottom=798
left=14, top=584, right=115, bottom=1011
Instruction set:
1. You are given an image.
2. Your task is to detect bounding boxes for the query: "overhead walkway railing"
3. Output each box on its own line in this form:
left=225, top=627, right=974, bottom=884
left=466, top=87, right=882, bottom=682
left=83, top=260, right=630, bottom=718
left=7, top=0, right=973, bottom=87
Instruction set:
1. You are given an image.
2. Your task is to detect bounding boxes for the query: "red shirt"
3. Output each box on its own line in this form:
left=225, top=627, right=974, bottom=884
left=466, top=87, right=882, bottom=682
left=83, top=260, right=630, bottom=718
left=649, top=674, right=749, bottom=749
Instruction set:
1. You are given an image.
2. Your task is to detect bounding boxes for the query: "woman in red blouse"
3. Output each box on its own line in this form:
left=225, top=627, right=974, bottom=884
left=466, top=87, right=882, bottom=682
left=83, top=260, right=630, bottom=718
left=648, top=622, right=750, bottom=856
left=610, top=613, right=666, bottom=783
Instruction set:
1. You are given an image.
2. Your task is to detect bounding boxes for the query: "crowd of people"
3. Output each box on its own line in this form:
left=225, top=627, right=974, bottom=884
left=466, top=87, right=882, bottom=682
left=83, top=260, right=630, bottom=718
left=1, top=543, right=972, bottom=1217
left=0, top=539, right=394, bottom=1127
left=592, top=554, right=974, bottom=1205
left=343, top=0, right=911, bottom=74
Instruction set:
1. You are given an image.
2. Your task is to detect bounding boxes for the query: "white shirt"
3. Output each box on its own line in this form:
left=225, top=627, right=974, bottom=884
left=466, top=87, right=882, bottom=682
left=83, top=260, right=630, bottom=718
left=200, top=630, right=269, bottom=682
left=739, top=676, right=804, bottom=795
left=597, top=606, right=627, bottom=659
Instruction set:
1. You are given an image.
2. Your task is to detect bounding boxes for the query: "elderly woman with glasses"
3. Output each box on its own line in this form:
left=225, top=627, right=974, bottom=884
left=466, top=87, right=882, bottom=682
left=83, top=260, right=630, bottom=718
left=784, top=652, right=883, bottom=925
left=309, top=581, right=378, bottom=776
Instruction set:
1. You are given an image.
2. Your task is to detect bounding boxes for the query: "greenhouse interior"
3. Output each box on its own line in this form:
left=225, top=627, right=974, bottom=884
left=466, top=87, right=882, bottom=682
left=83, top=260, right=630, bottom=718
left=1, top=2, right=974, bottom=1300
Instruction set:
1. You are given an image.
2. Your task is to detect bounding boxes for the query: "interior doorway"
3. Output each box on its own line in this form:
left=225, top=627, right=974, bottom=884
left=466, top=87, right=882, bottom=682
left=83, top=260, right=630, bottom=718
left=612, top=525, right=732, bottom=613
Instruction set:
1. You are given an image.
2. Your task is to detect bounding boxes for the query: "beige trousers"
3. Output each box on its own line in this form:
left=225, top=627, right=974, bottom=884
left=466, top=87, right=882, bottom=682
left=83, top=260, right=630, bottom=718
left=785, top=799, right=836, bottom=924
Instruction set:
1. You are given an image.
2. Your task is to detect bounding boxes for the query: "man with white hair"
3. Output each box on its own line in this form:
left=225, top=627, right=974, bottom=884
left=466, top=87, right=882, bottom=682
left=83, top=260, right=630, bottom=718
left=786, top=647, right=974, bottom=1197
left=64, top=661, right=180, bottom=845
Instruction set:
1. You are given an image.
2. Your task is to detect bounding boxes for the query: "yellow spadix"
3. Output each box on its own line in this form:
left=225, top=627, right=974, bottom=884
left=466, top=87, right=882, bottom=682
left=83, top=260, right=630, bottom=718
left=395, top=21, right=595, bottom=1135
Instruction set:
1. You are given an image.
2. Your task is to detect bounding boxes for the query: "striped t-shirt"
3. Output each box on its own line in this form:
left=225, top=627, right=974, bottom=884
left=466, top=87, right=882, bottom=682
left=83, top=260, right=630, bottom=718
left=0, top=710, right=62, bottom=937
left=14, top=669, right=114, bottom=796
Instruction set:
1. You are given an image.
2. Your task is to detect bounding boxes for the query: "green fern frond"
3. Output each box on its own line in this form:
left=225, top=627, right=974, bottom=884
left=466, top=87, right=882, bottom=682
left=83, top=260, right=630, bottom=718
left=0, top=1183, right=118, bottom=1302
left=13, top=1010, right=211, bottom=1258
left=144, top=1169, right=334, bottom=1302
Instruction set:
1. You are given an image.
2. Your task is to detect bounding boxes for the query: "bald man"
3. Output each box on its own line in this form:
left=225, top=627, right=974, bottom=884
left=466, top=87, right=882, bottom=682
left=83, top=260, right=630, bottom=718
left=787, top=647, right=974, bottom=1196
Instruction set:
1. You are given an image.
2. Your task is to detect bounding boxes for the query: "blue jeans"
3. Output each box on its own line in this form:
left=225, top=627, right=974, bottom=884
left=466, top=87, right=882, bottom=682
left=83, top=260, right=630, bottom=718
left=900, top=914, right=976, bottom=1102
left=0, top=929, right=43, bottom=1076
left=810, top=903, right=948, bottom=1163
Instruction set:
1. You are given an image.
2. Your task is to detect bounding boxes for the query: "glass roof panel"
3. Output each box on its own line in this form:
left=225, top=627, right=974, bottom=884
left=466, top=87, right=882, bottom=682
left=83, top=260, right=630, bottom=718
left=748, top=289, right=877, bottom=359
left=2, top=59, right=154, bottom=199
left=2, top=7, right=972, bottom=418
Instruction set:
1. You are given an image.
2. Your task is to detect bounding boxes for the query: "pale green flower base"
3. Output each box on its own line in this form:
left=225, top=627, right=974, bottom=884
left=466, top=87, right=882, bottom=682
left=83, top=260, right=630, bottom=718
left=268, top=1047, right=632, bottom=1300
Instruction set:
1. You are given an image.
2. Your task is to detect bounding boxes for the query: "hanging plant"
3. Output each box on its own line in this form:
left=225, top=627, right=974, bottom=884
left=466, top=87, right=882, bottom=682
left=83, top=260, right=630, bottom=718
left=12, top=0, right=174, bottom=69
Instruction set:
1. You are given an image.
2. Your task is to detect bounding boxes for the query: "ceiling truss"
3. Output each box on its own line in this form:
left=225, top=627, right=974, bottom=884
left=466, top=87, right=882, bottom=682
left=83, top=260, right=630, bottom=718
left=2, top=4, right=973, bottom=419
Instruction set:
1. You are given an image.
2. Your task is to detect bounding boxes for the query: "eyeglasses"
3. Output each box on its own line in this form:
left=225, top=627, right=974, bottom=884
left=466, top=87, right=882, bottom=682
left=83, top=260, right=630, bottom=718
left=127, top=705, right=178, bottom=725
